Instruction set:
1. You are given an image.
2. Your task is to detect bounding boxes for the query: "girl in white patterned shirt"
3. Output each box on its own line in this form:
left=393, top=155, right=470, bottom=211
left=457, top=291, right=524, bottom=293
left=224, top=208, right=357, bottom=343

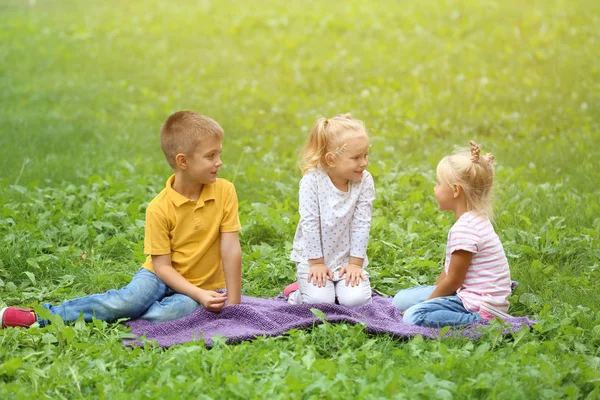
left=392, top=141, right=512, bottom=327
left=284, top=114, right=375, bottom=306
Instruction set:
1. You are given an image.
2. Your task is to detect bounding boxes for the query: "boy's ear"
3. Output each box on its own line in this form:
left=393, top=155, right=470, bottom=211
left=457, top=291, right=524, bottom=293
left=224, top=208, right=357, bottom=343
left=325, top=152, right=336, bottom=167
left=175, top=153, right=188, bottom=170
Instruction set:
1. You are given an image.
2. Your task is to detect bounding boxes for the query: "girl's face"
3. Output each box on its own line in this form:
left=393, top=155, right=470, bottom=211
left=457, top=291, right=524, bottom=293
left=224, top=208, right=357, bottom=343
left=327, top=131, right=369, bottom=188
left=434, top=173, right=456, bottom=211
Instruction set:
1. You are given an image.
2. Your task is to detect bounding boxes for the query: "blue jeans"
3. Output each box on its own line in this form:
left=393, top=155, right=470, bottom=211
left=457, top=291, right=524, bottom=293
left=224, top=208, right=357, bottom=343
left=392, top=285, right=483, bottom=328
left=38, top=268, right=200, bottom=327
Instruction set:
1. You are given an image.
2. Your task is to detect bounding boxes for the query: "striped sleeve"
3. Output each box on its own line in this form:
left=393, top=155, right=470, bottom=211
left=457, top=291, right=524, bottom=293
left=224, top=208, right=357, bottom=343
left=448, top=218, right=483, bottom=254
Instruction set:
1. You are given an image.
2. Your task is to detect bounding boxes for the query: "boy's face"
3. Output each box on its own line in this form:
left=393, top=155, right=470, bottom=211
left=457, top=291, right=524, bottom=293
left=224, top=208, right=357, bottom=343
left=185, top=136, right=223, bottom=185
left=327, top=131, right=369, bottom=183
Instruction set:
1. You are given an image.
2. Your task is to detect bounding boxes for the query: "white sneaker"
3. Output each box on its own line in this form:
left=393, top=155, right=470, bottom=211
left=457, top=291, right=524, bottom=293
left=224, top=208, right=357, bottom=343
left=287, top=290, right=300, bottom=305
left=479, top=302, right=512, bottom=320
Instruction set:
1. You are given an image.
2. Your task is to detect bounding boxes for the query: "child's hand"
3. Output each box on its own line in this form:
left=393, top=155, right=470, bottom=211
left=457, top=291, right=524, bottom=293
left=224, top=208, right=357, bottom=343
left=197, top=289, right=228, bottom=312
left=308, top=264, right=333, bottom=287
left=338, top=264, right=367, bottom=287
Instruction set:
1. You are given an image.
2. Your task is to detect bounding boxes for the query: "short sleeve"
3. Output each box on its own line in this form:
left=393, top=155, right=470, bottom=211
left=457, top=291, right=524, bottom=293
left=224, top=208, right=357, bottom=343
left=220, top=182, right=242, bottom=233
left=448, top=223, right=481, bottom=255
left=144, top=204, right=171, bottom=255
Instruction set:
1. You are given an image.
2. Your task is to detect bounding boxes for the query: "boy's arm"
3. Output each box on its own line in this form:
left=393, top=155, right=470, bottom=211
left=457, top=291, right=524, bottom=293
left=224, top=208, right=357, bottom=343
left=427, top=250, right=472, bottom=299
left=221, top=231, right=242, bottom=305
left=152, top=255, right=227, bottom=312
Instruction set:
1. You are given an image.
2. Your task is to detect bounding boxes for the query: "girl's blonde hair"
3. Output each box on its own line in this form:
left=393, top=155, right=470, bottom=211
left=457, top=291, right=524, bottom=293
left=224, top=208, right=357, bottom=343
left=299, top=113, right=367, bottom=173
left=437, top=140, right=496, bottom=219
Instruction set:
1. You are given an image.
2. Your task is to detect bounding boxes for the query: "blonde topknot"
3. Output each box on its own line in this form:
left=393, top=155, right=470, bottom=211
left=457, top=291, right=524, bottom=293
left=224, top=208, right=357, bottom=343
left=469, top=140, right=495, bottom=165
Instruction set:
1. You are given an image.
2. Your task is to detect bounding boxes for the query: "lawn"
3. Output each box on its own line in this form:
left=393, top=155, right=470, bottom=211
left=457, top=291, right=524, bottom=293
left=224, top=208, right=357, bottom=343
left=1, top=0, right=599, bottom=398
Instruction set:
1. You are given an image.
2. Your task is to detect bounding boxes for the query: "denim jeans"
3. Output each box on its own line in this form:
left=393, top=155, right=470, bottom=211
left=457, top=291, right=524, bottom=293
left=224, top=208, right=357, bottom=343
left=38, top=268, right=200, bottom=327
left=392, top=285, right=483, bottom=328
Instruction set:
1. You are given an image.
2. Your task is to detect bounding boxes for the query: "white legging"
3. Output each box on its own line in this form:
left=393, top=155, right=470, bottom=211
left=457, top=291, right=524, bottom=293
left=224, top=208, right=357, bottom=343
left=293, top=262, right=372, bottom=307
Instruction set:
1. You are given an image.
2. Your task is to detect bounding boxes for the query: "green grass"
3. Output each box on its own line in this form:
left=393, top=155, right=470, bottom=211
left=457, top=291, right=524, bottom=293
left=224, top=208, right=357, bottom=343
left=1, top=0, right=600, bottom=398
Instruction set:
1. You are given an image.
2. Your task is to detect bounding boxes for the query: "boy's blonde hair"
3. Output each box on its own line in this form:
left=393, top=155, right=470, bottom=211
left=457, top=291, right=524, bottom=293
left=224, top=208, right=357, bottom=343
left=437, top=140, right=496, bottom=219
left=161, top=111, right=224, bottom=169
left=299, top=113, right=367, bottom=173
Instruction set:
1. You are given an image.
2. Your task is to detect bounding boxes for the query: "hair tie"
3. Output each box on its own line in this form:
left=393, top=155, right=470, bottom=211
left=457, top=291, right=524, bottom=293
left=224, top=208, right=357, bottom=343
left=323, top=119, right=329, bottom=128
left=483, top=153, right=495, bottom=164
left=469, top=140, right=481, bottom=162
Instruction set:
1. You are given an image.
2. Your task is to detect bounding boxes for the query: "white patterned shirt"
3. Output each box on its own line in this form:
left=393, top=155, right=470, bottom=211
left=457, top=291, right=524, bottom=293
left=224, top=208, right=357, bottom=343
left=445, top=211, right=512, bottom=312
left=291, top=168, right=375, bottom=270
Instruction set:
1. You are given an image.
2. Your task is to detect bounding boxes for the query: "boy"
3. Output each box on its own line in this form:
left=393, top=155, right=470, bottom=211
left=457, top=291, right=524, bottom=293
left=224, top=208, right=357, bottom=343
left=1, top=111, right=242, bottom=328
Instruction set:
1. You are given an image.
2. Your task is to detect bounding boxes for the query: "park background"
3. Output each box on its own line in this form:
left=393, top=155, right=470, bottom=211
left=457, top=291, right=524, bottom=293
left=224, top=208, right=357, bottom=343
left=1, top=0, right=599, bottom=398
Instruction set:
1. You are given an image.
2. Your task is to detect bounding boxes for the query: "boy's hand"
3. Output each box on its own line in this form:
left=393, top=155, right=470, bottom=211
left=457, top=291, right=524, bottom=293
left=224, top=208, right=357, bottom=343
left=308, top=264, right=333, bottom=287
left=338, top=264, right=367, bottom=287
left=197, top=289, right=228, bottom=312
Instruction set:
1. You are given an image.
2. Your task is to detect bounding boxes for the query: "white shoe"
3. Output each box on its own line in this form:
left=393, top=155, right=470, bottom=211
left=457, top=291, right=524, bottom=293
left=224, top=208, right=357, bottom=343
left=287, top=291, right=300, bottom=305
left=479, top=302, right=511, bottom=320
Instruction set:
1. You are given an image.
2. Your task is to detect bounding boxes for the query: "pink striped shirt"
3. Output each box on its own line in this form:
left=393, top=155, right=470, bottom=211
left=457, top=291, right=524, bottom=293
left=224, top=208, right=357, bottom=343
left=444, top=212, right=511, bottom=313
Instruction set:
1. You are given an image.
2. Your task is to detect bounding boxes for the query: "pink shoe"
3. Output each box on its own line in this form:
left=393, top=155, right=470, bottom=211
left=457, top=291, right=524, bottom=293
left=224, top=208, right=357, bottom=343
left=283, top=282, right=299, bottom=297
left=0, top=307, right=37, bottom=328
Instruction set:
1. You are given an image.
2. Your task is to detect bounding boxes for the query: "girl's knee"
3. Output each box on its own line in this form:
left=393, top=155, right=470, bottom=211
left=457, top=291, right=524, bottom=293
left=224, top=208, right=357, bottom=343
left=392, top=286, right=435, bottom=312
left=302, top=290, right=335, bottom=304
left=392, top=292, right=413, bottom=312
left=401, top=305, right=426, bottom=326
left=337, top=292, right=371, bottom=307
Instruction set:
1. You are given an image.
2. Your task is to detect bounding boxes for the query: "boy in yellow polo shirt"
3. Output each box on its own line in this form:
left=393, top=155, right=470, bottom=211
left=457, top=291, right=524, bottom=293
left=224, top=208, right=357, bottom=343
left=1, top=111, right=242, bottom=328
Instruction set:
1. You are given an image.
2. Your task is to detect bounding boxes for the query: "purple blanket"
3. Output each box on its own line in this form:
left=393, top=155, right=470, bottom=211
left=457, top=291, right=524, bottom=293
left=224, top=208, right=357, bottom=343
left=123, top=294, right=535, bottom=348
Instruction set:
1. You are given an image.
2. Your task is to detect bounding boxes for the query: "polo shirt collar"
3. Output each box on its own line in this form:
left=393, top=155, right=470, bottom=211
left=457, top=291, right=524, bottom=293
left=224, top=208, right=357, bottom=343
left=165, top=175, right=216, bottom=207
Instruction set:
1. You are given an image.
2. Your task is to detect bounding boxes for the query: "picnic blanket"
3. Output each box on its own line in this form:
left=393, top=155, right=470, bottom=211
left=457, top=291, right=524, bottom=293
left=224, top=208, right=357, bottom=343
left=123, top=293, right=535, bottom=348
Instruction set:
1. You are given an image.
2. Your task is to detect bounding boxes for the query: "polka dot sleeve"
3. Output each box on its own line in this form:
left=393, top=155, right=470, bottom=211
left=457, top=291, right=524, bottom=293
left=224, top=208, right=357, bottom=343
left=350, top=171, right=375, bottom=259
left=298, top=172, right=323, bottom=260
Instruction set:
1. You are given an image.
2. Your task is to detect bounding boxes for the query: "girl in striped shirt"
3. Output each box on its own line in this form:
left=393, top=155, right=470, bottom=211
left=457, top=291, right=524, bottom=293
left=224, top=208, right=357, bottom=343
left=392, top=141, right=512, bottom=327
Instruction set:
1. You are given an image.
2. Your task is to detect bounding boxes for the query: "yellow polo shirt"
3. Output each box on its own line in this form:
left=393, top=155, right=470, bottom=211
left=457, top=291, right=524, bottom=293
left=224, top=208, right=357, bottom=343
left=142, top=175, right=241, bottom=290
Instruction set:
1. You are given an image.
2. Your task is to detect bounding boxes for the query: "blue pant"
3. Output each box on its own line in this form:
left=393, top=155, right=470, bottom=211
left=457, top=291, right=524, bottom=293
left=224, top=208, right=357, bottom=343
left=392, top=285, right=483, bottom=328
left=38, top=268, right=200, bottom=327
